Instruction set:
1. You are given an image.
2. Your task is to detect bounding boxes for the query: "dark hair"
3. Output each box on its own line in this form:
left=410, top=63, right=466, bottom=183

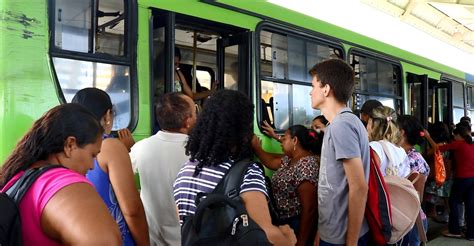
left=287, top=125, right=324, bottom=156
left=308, top=59, right=355, bottom=104
left=186, top=90, right=253, bottom=174
left=397, top=115, right=424, bottom=146
left=453, top=123, right=472, bottom=144
left=71, top=88, right=113, bottom=121
left=175, top=47, right=182, bottom=60
left=360, top=99, right=383, bottom=115
left=428, top=122, right=451, bottom=143
left=0, top=104, right=103, bottom=187
left=460, top=116, right=471, bottom=124
left=156, top=92, right=193, bottom=130
left=313, top=115, right=328, bottom=126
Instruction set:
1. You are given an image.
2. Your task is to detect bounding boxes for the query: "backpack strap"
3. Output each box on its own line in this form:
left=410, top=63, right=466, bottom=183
left=212, top=159, right=257, bottom=199
left=5, top=165, right=65, bottom=203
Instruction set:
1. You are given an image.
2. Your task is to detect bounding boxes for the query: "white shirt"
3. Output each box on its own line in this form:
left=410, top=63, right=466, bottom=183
left=130, top=131, right=189, bottom=246
left=370, top=140, right=410, bottom=178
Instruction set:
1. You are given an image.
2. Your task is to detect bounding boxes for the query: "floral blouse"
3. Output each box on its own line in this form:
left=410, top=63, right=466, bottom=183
left=271, top=155, right=319, bottom=219
left=406, top=148, right=430, bottom=177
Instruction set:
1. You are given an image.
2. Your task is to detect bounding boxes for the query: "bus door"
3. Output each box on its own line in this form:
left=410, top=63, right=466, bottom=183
left=444, top=79, right=467, bottom=124
left=407, top=73, right=429, bottom=128
left=217, top=32, right=252, bottom=93
left=429, top=81, right=451, bottom=125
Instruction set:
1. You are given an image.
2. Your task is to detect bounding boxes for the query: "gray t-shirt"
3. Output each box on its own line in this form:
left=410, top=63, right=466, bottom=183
left=318, top=108, right=370, bottom=244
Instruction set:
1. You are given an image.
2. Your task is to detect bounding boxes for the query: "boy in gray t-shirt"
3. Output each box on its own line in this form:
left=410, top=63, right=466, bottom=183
left=309, top=59, right=370, bottom=245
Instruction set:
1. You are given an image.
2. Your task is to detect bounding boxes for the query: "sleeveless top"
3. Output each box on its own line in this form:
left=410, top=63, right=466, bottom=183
left=1, top=167, right=92, bottom=246
left=86, top=136, right=135, bottom=246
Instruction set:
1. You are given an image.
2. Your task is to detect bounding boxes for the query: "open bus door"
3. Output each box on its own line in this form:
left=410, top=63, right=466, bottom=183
left=217, top=31, right=252, bottom=94
left=407, top=73, right=429, bottom=129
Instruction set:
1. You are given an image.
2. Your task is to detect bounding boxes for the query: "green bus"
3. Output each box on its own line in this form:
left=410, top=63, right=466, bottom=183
left=1, top=0, right=473, bottom=164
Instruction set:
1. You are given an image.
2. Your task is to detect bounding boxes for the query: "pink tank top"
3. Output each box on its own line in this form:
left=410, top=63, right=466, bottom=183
left=1, top=167, right=92, bottom=245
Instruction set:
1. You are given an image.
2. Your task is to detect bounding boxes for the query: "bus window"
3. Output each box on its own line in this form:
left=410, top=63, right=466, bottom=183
left=54, top=0, right=92, bottom=53
left=53, top=0, right=127, bottom=56
left=259, top=28, right=342, bottom=130
left=50, top=0, right=133, bottom=131
left=53, top=58, right=131, bottom=130
left=350, top=53, right=402, bottom=115
left=96, top=0, right=126, bottom=56
left=452, top=81, right=466, bottom=124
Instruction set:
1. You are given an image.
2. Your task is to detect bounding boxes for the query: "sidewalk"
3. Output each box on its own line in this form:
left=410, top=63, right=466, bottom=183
left=427, top=218, right=474, bottom=245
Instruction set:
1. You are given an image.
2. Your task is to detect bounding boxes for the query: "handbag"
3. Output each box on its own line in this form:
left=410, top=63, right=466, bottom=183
left=434, top=150, right=446, bottom=186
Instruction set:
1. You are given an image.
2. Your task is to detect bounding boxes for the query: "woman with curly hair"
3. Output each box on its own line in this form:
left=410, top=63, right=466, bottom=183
left=173, top=90, right=296, bottom=246
left=252, top=125, right=322, bottom=246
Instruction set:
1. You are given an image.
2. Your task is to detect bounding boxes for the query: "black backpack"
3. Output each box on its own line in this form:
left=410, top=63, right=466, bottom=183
left=181, top=160, right=272, bottom=246
left=0, top=165, right=63, bottom=246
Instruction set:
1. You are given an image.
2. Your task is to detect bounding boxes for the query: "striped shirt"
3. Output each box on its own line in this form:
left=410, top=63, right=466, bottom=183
left=173, top=160, right=268, bottom=224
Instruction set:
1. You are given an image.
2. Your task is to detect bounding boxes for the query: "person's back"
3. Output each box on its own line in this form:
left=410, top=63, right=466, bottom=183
left=72, top=88, right=149, bottom=246
left=130, top=92, right=196, bottom=245
left=367, top=106, right=409, bottom=178
left=173, top=90, right=296, bottom=246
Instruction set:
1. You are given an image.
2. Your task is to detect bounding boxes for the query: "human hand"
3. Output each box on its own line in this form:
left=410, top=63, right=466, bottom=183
left=279, top=225, right=297, bottom=245
left=118, top=128, right=135, bottom=152
left=423, top=129, right=430, bottom=138
left=262, top=120, right=278, bottom=140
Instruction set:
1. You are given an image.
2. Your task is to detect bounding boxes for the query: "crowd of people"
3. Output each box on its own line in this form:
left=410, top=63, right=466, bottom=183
left=1, top=58, right=473, bottom=246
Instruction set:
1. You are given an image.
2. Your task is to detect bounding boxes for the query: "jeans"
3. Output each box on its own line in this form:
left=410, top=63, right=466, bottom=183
left=448, top=177, right=474, bottom=239
left=319, top=232, right=368, bottom=246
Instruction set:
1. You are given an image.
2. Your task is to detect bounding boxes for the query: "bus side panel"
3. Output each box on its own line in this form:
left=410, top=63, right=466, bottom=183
left=0, top=0, right=60, bottom=163
left=134, top=6, right=152, bottom=141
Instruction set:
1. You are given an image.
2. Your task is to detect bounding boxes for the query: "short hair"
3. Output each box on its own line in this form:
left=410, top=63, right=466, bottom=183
left=460, top=116, right=471, bottom=124
left=360, top=99, right=383, bottom=115
left=72, top=88, right=113, bottom=121
left=397, top=115, right=424, bottom=146
left=308, top=59, right=355, bottom=104
left=453, top=122, right=472, bottom=144
left=156, top=92, right=192, bottom=130
left=368, top=106, right=402, bottom=145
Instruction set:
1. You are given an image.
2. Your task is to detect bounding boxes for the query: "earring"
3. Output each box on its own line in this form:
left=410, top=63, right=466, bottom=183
left=293, top=144, right=296, bottom=152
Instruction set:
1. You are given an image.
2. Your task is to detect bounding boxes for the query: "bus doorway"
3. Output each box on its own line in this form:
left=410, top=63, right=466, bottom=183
left=150, top=10, right=251, bottom=132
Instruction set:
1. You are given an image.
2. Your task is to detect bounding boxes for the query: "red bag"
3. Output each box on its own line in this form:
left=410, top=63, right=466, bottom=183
left=365, top=147, right=392, bottom=245
left=434, top=150, right=446, bottom=186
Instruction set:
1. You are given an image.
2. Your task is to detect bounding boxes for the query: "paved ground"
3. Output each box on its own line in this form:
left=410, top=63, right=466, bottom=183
left=427, top=219, right=474, bottom=245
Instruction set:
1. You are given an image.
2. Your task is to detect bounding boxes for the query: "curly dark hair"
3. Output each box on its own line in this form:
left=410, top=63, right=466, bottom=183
left=186, top=90, right=254, bottom=174
left=288, top=125, right=324, bottom=156
left=1, top=104, right=102, bottom=187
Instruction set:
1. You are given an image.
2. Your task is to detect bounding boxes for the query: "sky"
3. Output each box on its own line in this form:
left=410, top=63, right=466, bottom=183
left=268, top=0, right=474, bottom=76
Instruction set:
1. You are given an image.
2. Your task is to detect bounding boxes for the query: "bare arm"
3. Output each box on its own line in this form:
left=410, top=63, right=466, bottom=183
left=176, top=70, right=215, bottom=100
left=99, top=139, right=150, bottom=246
left=41, top=183, right=121, bottom=245
left=241, top=191, right=297, bottom=246
left=342, top=157, right=368, bottom=246
left=296, top=181, right=318, bottom=246
left=251, top=135, right=284, bottom=170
